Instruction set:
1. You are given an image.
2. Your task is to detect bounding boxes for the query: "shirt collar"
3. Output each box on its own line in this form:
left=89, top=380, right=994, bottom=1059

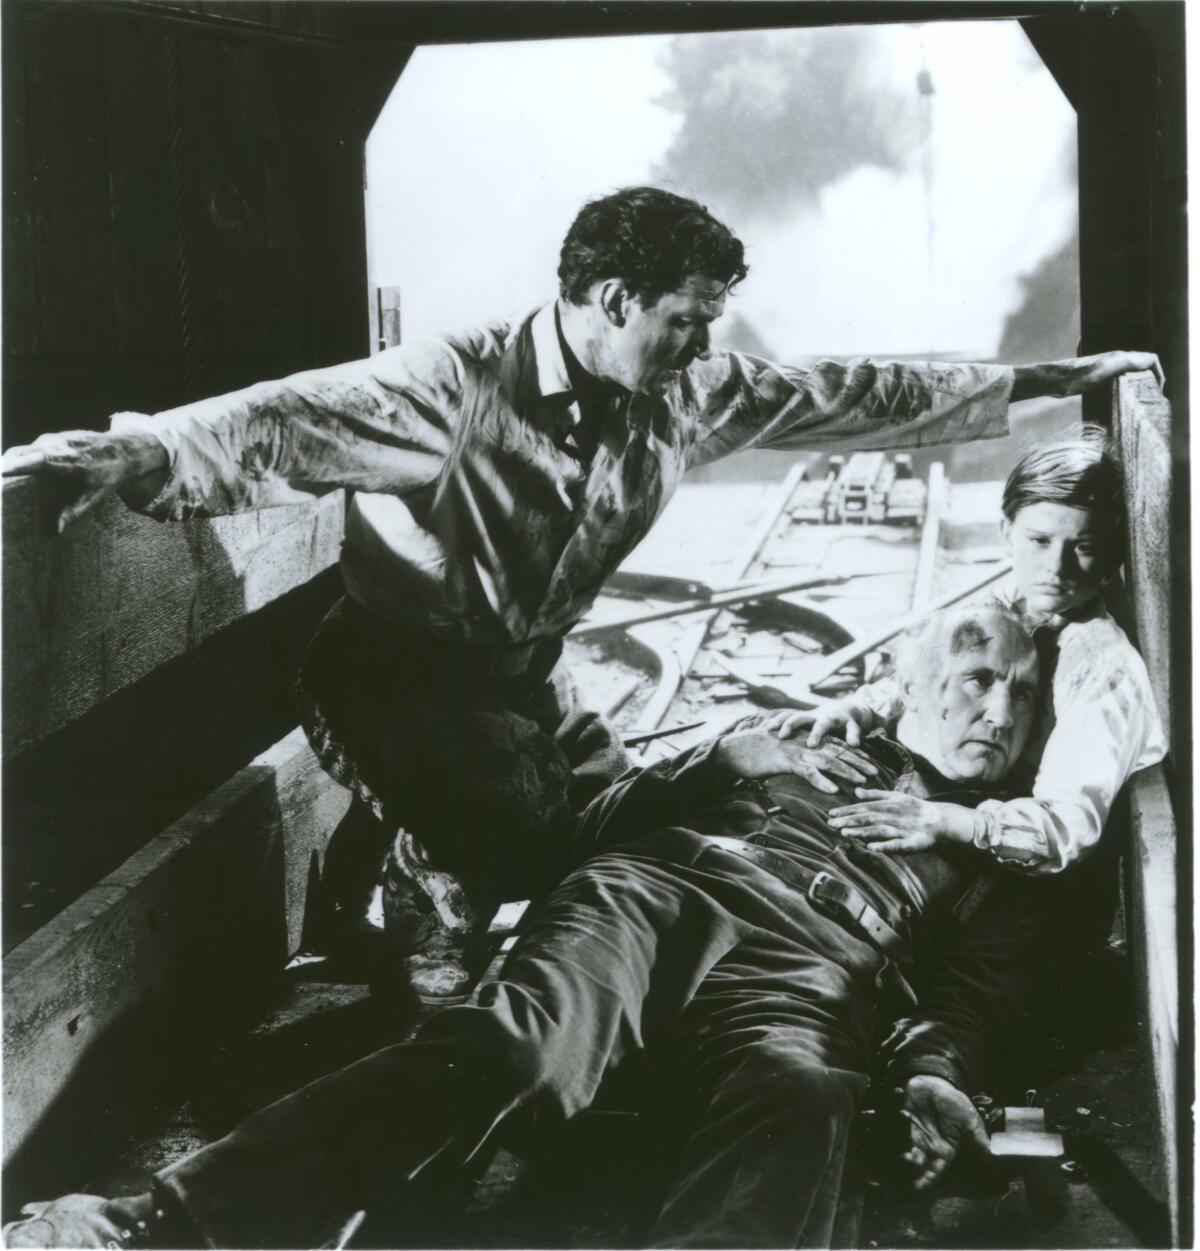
left=871, top=731, right=1018, bottom=804
left=530, top=302, right=573, bottom=399
left=992, top=576, right=1110, bottom=632
left=530, top=301, right=627, bottom=409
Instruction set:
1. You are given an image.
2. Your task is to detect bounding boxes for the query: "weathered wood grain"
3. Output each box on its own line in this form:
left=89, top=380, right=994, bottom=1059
left=1125, top=764, right=1178, bottom=1240
left=1112, top=370, right=1178, bottom=1242
left=24, top=6, right=115, bottom=356
left=1113, top=371, right=1172, bottom=747
left=2, top=727, right=350, bottom=1168
left=103, top=19, right=179, bottom=357
left=2, top=482, right=344, bottom=757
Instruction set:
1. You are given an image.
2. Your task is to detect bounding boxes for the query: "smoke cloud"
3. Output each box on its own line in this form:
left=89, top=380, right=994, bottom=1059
left=653, top=28, right=920, bottom=219
left=995, top=232, right=1081, bottom=363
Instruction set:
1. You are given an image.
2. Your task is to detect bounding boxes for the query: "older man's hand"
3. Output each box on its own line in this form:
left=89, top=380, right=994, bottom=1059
left=828, top=790, right=977, bottom=852
left=1, top=427, right=169, bottom=531
left=900, top=1074, right=990, bottom=1190
left=714, top=728, right=877, bottom=794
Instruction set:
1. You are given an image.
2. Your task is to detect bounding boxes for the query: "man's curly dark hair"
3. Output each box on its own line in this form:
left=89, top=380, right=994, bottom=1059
left=558, top=186, right=748, bottom=307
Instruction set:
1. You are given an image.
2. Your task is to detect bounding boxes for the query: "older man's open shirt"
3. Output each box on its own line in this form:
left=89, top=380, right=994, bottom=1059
left=113, top=302, right=1014, bottom=645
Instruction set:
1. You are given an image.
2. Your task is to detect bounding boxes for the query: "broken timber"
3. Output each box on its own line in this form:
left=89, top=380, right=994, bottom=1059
left=570, top=570, right=861, bottom=637
left=1112, top=370, right=1179, bottom=1242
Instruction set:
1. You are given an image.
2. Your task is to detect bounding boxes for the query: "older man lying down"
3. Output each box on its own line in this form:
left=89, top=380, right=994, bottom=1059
left=5, top=603, right=1052, bottom=1250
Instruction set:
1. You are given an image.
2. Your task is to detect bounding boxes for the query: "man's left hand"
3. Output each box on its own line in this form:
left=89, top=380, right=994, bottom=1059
left=1011, top=350, right=1165, bottom=401
left=828, top=790, right=975, bottom=852
left=900, top=1074, right=990, bottom=1190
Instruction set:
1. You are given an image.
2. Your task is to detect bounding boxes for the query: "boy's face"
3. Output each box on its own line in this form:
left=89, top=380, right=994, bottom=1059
left=1002, top=501, right=1117, bottom=616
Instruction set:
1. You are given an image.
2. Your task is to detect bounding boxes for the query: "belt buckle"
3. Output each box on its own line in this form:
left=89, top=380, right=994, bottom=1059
left=805, top=865, right=855, bottom=925
left=809, top=870, right=870, bottom=926
left=807, top=870, right=849, bottom=915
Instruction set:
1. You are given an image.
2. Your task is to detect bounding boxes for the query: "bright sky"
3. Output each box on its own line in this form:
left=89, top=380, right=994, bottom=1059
left=366, top=22, right=1076, bottom=359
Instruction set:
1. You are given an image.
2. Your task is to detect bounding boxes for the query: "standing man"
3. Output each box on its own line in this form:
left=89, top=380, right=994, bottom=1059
left=2, top=186, right=1160, bottom=997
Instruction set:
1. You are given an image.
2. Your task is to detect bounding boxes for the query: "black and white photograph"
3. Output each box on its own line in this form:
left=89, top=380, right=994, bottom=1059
left=0, top=3, right=1188, bottom=1248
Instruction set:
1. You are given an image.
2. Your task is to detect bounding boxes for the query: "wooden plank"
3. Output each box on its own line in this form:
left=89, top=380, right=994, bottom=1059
left=3, top=4, right=35, bottom=358
left=102, top=19, right=179, bottom=357
left=378, top=287, right=403, bottom=350
left=2, top=727, right=351, bottom=1170
left=1113, top=369, right=1177, bottom=1242
left=909, top=461, right=943, bottom=612
left=24, top=7, right=116, bottom=355
left=259, top=41, right=309, bottom=377
left=1113, top=371, right=1172, bottom=749
left=2, top=482, right=344, bottom=756
left=1125, top=764, right=1178, bottom=1241
left=179, top=32, right=270, bottom=363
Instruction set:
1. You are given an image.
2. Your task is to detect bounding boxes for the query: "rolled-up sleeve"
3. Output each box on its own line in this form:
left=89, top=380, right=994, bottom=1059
left=971, top=628, right=1166, bottom=874
left=111, top=340, right=466, bottom=519
left=683, top=353, right=1014, bottom=469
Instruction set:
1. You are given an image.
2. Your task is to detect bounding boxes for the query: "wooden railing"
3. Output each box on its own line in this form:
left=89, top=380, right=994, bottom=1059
left=2, top=481, right=345, bottom=758
left=2, top=483, right=349, bottom=1185
left=1112, top=371, right=1179, bottom=1242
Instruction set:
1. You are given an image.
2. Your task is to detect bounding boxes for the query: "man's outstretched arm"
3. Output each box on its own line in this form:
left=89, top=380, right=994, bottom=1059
left=685, top=348, right=1163, bottom=468
left=0, top=338, right=465, bottom=530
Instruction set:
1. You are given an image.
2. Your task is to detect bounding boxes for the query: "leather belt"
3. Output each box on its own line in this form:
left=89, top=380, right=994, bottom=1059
left=701, top=834, right=910, bottom=962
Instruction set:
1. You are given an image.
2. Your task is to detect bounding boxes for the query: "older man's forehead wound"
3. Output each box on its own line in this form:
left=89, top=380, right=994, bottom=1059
left=948, top=620, right=993, bottom=654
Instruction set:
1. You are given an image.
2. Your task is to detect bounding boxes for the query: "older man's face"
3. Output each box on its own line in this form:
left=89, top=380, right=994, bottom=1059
left=608, top=274, right=727, bottom=393
left=905, top=616, right=1039, bottom=783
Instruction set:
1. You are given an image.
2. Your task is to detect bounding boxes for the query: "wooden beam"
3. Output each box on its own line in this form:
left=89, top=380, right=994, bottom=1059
left=2, top=728, right=350, bottom=1176
left=1126, top=765, right=1179, bottom=1244
left=1113, top=371, right=1172, bottom=750
left=2, top=482, right=344, bottom=757
left=909, top=461, right=944, bottom=613
left=1112, top=369, right=1178, bottom=1241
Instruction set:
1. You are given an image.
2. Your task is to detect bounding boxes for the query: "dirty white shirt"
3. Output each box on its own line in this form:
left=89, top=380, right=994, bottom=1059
left=113, top=301, right=1014, bottom=646
left=852, top=583, right=1166, bottom=873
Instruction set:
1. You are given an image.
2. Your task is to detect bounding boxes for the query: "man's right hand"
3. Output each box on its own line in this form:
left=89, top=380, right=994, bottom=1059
left=2, top=428, right=169, bottom=531
left=714, top=727, right=877, bottom=794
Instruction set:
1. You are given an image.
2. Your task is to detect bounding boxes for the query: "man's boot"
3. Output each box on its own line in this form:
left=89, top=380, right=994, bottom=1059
left=382, top=831, right=497, bottom=1002
left=309, top=797, right=397, bottom=966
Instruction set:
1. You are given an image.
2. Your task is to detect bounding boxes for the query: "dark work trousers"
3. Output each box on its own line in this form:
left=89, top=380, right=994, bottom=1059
left=296, top=598, right=631, bottom=918
left=159, top=828, right=880, bottom=1249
